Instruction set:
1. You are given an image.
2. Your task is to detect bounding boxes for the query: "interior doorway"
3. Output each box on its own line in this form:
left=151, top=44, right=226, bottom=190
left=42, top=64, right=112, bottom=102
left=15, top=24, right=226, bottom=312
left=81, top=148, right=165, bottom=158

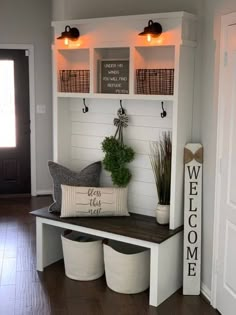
left=212, top=13, right=236, bottom=315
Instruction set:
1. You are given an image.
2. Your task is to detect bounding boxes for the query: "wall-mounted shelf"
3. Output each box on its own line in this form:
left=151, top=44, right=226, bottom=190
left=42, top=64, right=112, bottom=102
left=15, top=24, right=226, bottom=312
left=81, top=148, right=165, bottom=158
left=55, top=44, right=176, bottom=98
left=52, top=12, right=197, bottom=230
left=57, top=92, right=175, bottom=101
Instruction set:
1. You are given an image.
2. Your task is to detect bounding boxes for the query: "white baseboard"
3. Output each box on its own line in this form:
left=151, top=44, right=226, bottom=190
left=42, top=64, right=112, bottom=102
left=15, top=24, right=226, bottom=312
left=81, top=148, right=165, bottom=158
left=201, top=282, right=211, bottom=303
left=36, top=190, right=53, bottom=196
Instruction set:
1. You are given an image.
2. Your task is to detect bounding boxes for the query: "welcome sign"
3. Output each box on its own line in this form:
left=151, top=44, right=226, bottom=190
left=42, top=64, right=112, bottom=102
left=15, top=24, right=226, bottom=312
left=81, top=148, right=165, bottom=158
left=183, top=143, right=203, bottom=295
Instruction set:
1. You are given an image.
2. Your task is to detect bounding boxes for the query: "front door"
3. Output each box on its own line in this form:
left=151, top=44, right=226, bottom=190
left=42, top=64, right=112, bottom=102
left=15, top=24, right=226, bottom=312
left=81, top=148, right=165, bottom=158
left=215, top=23, right=236, bottom=315
left=0, top=49, right=31, bottom=194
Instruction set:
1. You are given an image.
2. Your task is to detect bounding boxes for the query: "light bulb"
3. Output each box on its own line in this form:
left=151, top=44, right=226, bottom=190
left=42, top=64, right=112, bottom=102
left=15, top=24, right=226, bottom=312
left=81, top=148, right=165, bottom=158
left=68, top=40, right=81, bottom=48
left=146, top=34, right=152, bottom=42
left=64, top=37, right=69, bottom=46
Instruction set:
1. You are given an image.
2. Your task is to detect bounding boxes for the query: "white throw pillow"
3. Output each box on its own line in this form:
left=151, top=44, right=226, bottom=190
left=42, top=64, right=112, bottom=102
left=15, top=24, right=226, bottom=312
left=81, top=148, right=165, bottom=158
left=61, top=185, right=129, bottom=217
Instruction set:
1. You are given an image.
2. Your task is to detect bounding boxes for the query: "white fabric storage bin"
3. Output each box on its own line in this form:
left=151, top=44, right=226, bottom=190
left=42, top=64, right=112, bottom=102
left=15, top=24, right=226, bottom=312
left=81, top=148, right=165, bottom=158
left=104, top=240, right=150, bottom=294
left=61, top=231, right=104, bottom=281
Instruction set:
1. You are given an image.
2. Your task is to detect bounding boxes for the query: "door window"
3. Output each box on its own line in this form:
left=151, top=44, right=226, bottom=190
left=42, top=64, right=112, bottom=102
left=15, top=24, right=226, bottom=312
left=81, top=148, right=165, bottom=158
left=0, top=60, right=16, bottom=147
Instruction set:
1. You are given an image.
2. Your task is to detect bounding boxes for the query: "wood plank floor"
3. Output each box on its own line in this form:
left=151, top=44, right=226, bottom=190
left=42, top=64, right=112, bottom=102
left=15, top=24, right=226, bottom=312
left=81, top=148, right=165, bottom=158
left=0, top=196, right=220, bottom=315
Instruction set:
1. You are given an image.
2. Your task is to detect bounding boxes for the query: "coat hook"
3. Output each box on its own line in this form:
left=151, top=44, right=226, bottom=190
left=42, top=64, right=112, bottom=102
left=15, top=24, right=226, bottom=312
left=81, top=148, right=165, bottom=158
left=82, top=98, right=89, bottom=113
left=120, top=100, right=125, bottom=114
left=161, top=101, right=167, bottom=118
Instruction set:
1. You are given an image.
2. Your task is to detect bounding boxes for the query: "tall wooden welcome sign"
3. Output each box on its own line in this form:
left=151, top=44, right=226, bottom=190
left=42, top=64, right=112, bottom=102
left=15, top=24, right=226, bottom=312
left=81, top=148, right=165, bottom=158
left=183, top=143, right=203, bottom=295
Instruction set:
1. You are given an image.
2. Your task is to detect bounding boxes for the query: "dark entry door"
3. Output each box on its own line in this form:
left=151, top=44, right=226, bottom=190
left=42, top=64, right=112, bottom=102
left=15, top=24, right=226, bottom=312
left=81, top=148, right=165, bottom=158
left=0, top=49, right=31, bottom=194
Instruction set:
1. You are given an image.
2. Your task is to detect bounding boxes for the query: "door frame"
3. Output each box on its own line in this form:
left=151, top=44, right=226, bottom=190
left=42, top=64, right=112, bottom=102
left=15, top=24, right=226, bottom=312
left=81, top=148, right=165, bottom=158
left=0, top=44, right=36, bottom=196
left=211, top=12, right=236, bottom=308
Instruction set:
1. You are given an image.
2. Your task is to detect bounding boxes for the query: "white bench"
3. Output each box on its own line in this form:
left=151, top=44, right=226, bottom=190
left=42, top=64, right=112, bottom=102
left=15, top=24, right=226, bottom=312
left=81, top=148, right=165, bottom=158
left=31, top=208, right=183, bottom=307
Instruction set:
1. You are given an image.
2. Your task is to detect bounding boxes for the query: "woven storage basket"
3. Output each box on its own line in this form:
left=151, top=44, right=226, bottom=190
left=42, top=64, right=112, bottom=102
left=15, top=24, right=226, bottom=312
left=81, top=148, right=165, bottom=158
left=59, top=70, right=90, bottom=93
left=104, top=240, right=150, bottom=294
left=61, top=231, right=104, bottom=281
left=136, top=68, right=174, bottom=95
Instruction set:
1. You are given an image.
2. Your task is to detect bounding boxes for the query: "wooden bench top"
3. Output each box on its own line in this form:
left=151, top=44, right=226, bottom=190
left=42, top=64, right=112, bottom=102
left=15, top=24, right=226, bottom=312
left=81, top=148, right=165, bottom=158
left=31, top=208, right=183, bottom=244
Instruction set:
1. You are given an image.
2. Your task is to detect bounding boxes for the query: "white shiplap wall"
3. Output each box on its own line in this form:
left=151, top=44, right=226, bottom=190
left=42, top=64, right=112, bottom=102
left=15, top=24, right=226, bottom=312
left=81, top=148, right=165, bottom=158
left=63, top=98, right=172, bottom=217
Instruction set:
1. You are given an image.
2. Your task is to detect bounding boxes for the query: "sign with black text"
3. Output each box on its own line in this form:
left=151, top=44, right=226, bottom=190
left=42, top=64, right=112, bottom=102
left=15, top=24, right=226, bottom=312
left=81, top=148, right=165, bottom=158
left=99, top=60, right=129, bottom=94
left=183, top=143, right=203, bottom=295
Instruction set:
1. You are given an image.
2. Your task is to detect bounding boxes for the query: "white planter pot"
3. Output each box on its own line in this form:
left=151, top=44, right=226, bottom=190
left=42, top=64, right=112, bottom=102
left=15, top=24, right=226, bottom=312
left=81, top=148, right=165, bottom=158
left=61, top=231, right=104, bottom=281
left=104, top=240, right=150, bottom=294
left=155, top=204, right=170, bottom=225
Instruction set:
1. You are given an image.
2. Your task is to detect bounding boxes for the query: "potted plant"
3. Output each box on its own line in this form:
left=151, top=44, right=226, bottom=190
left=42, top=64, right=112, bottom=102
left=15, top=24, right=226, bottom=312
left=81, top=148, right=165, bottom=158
left=150, top=132, right=172, bottom=224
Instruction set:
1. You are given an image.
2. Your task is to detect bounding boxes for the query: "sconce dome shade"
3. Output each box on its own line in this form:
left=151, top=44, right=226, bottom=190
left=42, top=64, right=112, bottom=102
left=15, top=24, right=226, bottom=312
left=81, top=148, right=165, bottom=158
left=57, top=25, right=80, bottom=41
left=139, top=20, right=162, bottom=37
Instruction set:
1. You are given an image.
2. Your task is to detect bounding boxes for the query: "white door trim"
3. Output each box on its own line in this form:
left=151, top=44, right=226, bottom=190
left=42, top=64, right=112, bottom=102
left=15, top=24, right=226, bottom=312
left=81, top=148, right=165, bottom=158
left=0, top=44, right=36, bottom=196
left=211, top=12, right=236, bottom=308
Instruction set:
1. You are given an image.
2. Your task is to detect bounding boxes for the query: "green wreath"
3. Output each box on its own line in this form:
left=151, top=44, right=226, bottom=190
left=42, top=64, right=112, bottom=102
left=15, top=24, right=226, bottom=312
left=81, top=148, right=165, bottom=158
left=101, top=108, right=135, bottom=187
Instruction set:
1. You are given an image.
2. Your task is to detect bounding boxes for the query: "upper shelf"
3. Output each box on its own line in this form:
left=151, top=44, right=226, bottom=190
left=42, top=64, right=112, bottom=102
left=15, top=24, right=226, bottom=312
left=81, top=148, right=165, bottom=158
left=53, top=12, right=196, bottom=101
left=52, top=11, right=197, bottom=48
left=56, top=46, right=176, bottom=98
left=57, top=92, right=175, bottom=101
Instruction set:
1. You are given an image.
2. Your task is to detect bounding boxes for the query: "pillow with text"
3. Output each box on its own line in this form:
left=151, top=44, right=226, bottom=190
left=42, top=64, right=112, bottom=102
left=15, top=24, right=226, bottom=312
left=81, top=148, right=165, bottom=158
left=61, top=185, right=129, bottom=217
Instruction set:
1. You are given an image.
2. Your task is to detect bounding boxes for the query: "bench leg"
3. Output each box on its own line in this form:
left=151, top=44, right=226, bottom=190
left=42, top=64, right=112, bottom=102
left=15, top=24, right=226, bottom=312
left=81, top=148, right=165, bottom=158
left=36, top=218, right=44, bottom=271
left=149, top=232, right=183, bottom=307
left=149, top=246, right=159, bottom=307
left=153, top=232, right=183, bottom=307
left=36, top=218, right=64, bottom=271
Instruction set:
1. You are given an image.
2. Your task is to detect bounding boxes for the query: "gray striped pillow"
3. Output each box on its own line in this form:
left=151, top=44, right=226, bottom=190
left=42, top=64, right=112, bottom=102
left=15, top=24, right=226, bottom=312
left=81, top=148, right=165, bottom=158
left=61, top=185, right=129, bottom=217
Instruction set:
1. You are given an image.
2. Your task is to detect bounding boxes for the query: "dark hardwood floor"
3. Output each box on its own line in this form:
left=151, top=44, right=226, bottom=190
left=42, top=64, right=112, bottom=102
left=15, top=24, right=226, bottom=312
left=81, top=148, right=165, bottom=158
left=0, top=196, right=219, bottom=315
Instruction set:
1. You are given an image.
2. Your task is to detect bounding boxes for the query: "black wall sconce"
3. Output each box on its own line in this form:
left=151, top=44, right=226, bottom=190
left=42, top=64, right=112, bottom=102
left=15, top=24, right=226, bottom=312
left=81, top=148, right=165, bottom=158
left=139, top=20, right=162, bottom=42
left=57, top=25, right=80, bottom=45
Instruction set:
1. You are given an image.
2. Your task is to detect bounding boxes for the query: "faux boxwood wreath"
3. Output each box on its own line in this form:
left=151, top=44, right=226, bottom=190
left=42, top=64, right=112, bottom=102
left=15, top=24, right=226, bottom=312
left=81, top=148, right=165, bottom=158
left=101, top=107, right=135, bottom=187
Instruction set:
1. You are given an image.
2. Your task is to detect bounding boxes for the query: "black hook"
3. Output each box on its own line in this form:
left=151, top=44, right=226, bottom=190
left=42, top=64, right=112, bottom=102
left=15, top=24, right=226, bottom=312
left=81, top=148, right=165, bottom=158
left=120, top=100, right=125, bottom=114
left=161, top=101, right=167, bottom=118
left=82, top=98, right=89, bottom=113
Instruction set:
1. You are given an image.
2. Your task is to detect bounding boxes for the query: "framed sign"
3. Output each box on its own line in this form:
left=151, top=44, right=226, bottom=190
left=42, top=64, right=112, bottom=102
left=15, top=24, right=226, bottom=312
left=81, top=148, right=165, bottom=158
left=99, top=59, right=129, bottom=94
left=183, top=143, right=203, bottom=295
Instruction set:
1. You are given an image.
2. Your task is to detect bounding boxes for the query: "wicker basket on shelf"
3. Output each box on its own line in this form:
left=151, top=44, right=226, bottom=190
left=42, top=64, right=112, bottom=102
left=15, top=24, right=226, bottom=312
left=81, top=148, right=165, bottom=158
left=136, top=68, right=174, bottom=95
left=59, top=69, right=90, bottom=93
